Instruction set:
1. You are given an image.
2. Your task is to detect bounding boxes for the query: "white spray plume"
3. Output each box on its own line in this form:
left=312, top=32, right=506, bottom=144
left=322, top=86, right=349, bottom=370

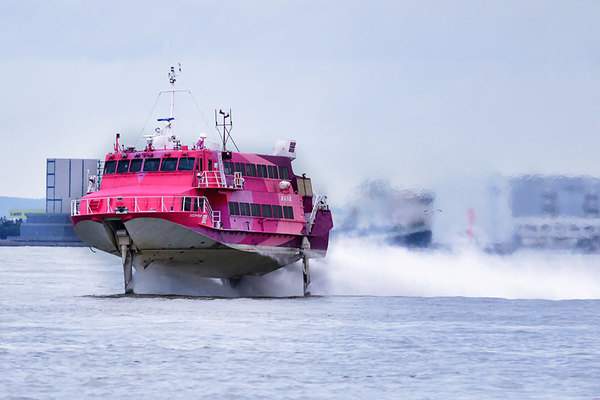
left=129, top=237, right=600, bottom=300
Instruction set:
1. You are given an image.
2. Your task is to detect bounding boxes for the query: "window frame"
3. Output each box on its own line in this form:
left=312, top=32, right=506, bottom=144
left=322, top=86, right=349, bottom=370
left=283, top=206, right=294, bottom=219
left=278, top=166, right=290, bottom=180
left=235, top=162, right=246, bottom=176
left=251, top=203, right=261, bottom=217
left=229, top=201, right=240, bottom=216
left=143, top=158, right=160, bottom=172
left=160, top=157, right=178, bottom=172
left=245, top=163, right=257, bottom=177
left=116, top=159, right=131, bottom=173
left=177, top=157, right=196, bottom=171
left=261, top=204, right=273, bottom=218
left=103, top=160, right=117, bottom=174
left=272, top=205, right=283, bottom=219
left=267, top=165, right=279, bottom=179
left=224, top=161, right=235, bottom=175
left=129, top=159, right=143, bottom=173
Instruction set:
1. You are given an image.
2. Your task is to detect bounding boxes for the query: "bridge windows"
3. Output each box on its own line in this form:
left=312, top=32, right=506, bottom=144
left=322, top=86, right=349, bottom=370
left=235, top=162, right=246, bottom=175
left=116, top=160, right=130, bottom=173
left=278, top=166, right=290, bottom=180
left=251, top=203, right=261, bottom=217
left=160, top=157, right=178, bottom=171
left=103, top=160, right=117, bottom=174
left=143, top=158, right=160, bottom=172
left=246, top=164, right=257, bottom=177
left=226, top=162, right=290, bottom=181
left=256, top=164, right=268, bottom=178
left=129, top=159, right=143, bottom=172
left=267, top=165, right=279, bottom=179
left=107, top=156, right=199, bottom=174
left=178, top=157, right=196, bottom=171
left=224, top=161, right=235, bottom=175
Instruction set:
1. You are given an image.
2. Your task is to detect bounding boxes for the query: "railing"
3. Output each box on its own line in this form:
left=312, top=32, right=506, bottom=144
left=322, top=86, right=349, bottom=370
left=305, top=195, right=329, bottom=234
left=197, top=170, right=244, bottom=190
left=197, top=171, right=226, bottom=188
left=71, top=195, right=221, bottom=228
left=234, top=172, right=244, bottom=188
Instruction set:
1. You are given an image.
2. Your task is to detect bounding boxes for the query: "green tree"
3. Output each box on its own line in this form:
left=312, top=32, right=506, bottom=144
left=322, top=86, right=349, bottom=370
left=0, top=217, right=21, bottom=239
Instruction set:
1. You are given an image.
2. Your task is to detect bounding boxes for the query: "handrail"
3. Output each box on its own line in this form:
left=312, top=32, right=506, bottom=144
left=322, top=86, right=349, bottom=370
left=234, top=172, right=244, bottom=189
left=306, top=195, right=329, bottom=234
left=197, top=171, right=225, bottom=188
left=71, top=195, right=221, bottom=228
left=197, top=170, right=244, bottom=190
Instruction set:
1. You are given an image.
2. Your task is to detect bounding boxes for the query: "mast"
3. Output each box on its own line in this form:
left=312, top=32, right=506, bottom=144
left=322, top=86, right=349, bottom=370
left=162, top=64, right=181, bottom=137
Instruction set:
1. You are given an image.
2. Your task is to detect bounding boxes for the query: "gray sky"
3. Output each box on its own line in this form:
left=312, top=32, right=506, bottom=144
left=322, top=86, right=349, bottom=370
left=1, top=0, right=599, bottom=203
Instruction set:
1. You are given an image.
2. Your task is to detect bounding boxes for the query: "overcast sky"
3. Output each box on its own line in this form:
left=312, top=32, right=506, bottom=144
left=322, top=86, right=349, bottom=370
left=1, top=0, right=599, bottom=202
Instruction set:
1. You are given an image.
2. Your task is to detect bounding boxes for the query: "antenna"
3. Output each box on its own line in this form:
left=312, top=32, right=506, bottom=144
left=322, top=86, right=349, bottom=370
left=168, top=63, right=182, bottom=86
left=159, top=64, right=183, bottom=137
left=215, top=108, right=236, bottom=151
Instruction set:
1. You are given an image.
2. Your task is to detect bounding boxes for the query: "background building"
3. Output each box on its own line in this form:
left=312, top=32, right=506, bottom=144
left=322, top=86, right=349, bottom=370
left=486, top=175, right=600, bottom=252
left=46, top=158, right=100, bottom=213
left=13, top=158, right=100, bottom=244
left=8, top=209, right=44, bottom=221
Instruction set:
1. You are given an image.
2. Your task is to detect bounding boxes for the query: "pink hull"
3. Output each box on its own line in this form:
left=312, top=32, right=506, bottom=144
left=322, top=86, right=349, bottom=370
left=73, top=212, right=330, bottom=278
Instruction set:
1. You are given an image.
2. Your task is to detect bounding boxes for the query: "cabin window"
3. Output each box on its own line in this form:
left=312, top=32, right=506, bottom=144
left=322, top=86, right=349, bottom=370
left=239, top=202, right=251, bottom=216
left=143, top=158, right=160, bottom=172
left=161, top=157, right=178, bottom=171
left=251, top=203, right=261, bottom=217
left=261, top=204, right=272, bottom=218
left=283, top=206, right=294, bottom=219
left=235, top=162, right=246, bottom=175
left=272, top=205, right=283, bottom=219
left=267, top=165, right=279, bottom=179
left=224, top=161, right=235, bottom=175
left=228, top=202, right=240, bottom=216
left=116, top=160, right=130, bottom=173
left=178, top=157, right=195, bottom=171
left=256, top=164, right=268, bottom=178
left=246, top=164, right=257, bottom=177
left=103, top=161, right=117, bottom=174
left=278, top=166, right=290, bottom=180
left=129, top=159, right=143, bottom=172
left=208, top=159, right=213, bottom=171
left=182, top=197, right=204, bottom=212
left=182, top=197, right=191, bottom=212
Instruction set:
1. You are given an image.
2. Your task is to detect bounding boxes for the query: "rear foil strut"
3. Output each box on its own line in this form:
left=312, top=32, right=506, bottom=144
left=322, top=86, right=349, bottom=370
left=116, top=228, right=133, bottom=294
left=301, top=237, right=311, bottom=296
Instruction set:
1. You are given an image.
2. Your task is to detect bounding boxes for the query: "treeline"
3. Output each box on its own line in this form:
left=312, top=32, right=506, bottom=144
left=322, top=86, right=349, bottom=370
left=0, top=217, right=21, bottom=239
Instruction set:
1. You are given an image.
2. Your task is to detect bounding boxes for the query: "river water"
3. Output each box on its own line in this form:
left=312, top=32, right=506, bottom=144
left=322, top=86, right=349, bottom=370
left=1, top=243, right=599, bottom=399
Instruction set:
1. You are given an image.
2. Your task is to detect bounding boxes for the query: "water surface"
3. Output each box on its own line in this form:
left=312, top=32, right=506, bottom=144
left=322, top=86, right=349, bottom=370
left=1, top=246, right=599, bottom=399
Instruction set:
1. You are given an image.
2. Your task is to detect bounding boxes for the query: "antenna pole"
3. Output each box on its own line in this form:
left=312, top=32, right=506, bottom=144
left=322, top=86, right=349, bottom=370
left=168, top=67, right=176, bottom=136
left=215, top=109, right=233, bottom=151
left=166, top=65, right=181, bottom=136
